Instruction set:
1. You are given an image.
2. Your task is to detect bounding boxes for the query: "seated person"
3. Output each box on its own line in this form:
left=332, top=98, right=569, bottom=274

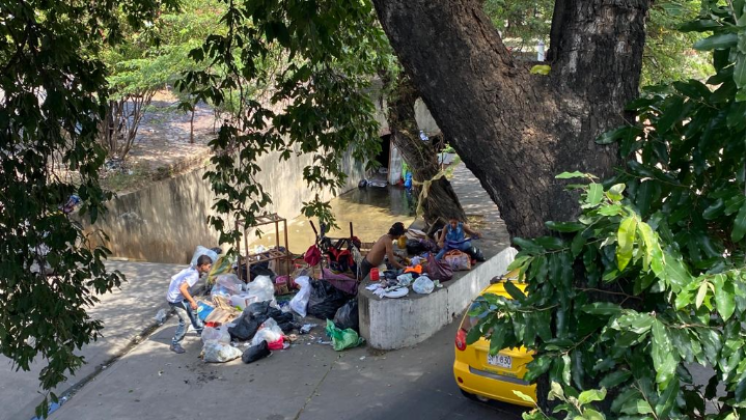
left=436, top=217, right=483, bottom=261
left=359, top=222, right=407, bottom=279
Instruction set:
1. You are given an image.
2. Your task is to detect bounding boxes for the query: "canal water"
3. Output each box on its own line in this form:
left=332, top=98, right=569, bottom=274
left=245, top=185, right=417, bottom=254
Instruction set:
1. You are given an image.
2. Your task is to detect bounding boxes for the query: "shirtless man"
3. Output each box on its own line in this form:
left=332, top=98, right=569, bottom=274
left=359, top=222, right=406, bottom=280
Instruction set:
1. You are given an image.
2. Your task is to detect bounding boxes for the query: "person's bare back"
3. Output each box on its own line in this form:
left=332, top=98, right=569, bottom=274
left=358, top=222, right=407, bottom=280
left=366, top=234, right=392, bottom=266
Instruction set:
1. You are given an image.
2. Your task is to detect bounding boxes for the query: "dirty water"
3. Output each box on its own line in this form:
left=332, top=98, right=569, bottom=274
left=244, top=186, right=417, bottom=254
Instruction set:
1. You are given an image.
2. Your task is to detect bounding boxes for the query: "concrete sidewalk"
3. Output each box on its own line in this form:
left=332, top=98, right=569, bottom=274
left=51, top=312, right=526, bottom=420
left=0, top=261, right=184, bottom=420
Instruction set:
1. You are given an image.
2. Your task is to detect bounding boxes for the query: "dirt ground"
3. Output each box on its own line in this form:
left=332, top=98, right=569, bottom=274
left=99, top=90, right=217, bottom=194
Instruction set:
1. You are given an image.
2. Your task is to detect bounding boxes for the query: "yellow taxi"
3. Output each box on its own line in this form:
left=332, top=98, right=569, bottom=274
left=453, top=269, right=536, bottom=407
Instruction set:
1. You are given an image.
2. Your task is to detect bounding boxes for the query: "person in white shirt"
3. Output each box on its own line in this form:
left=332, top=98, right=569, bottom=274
left=167, top=255, right=213, bottom=354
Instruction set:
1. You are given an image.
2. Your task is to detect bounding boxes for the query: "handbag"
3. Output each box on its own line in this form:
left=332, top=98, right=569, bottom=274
left=444, top=250, right=472, bottom=271
left=427, top=253, right=453, bottom=281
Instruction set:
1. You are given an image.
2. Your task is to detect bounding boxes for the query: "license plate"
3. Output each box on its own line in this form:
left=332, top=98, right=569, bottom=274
left=487, top=354, right=512, bottom=369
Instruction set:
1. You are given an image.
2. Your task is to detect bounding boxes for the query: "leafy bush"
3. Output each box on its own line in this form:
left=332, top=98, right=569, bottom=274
left=471, top=2, right=746, bottom=418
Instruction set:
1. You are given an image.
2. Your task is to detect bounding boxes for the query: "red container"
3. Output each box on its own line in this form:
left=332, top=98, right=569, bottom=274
left=370, top=267, right=380, bottom=281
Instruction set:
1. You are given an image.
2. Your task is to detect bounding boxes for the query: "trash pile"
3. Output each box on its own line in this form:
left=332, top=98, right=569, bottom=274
left=184, top=222, right=485, bottom=362
left=192, top=246, right=365, bottom=364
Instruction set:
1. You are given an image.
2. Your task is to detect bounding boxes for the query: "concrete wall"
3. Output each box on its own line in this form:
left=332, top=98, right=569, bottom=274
left=359, top=247, right=518, bottom=350
left=86, top=145, right=365, bottom=264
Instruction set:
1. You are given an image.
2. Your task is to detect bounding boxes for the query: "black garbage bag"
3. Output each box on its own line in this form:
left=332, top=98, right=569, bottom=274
left=406, top=239, right=426, bottom=255
left=242, top=341, right=271, bottom=363
left=307, top=279, right=352, bottom=320
left=468, top=246, right=486, bottom=262
left=229, top=310, right=266, bottom=341
left=232, top=301, right=299, bottom=340
left=333, top=299, right=359, bottom=332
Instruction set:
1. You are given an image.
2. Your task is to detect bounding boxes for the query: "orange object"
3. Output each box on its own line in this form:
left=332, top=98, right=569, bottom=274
left=370, top=267, right=380, bottom=281
left=404, top=264, right=423, bottom=275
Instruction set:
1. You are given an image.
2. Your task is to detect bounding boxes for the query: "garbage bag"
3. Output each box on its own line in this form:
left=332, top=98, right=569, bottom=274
left=290, top=276, right=312, bottom=317
left=228, top=309, right=265, bottom=341
left=230, top=301, right=294, bottom=341
left=333, top=299, right=359, bottom=332
left=444, top=250, right=471, bottom=271
left=242, top=341, right=271, bottom=363
left=203, top=342, right=242, bottom=363
left=413, top=276, right=435, bottom=294
left=325, top=320, right=364, bottom=351
left=250, top=318, right=284, bottom=346
left=214, top=274, right=243, bottom=295
left=427, top=253, right=453, bottom=281
left=191, top=246, right=219, bottom=269
left=406, top=239, right=426, bottom=255
left=201, top=325, right=231, bottom=344
left=245, top=275, right=275, bottom=304
left=307, top=280, right=352, bottom=321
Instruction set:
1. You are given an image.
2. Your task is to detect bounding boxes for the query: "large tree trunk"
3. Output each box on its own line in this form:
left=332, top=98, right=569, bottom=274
left=387, top=74, right=466, bottom=225
left=371, top=0, right=648, bottom=239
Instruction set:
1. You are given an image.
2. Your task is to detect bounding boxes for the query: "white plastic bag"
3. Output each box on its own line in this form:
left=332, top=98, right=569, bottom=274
left=251, top=319, right=284, bottom=346
left=290, top=276, right=311, bottom=317
left=201, top=325, right=230, bottom=344
left=396, top=273, right=414, bottom=287
left=216, top=274, right=244, bottom=295
left=190, top=246, right=218, bottom=268
left=203, top=342, right=242, bottom=363
left=413, top=276, right=435, bottom=294
left=245, top=275, right=275, bottom=304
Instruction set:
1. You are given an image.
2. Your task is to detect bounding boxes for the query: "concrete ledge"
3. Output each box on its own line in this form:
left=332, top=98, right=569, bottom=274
left=358, top=247, right=518, bottom=350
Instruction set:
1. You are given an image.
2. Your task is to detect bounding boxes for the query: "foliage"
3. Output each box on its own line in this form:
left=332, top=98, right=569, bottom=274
left=483, top=0, right=553, bottom=52
left=643, top=1, right=715, bottom=85
left=0, top=0, right=174, bottom=417
left=470, top=2, right=746, bottom=419
left=99, top=0, right=226, bottom=157
left=179, top=0, right=390, bottom=247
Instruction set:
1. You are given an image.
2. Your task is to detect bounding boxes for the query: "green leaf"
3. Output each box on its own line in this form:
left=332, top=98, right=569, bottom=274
left=694, top=32, right=739, bottom=51
left=524, top=356, right=552, bottom=383
left=530, top=64, right=551, bottom=75
left=596, top=126, right=640, bottom=145
left=512, top=390, right=535, bottom=404
left=616, top=216, right=638, bottom=270
left=651, top=320, right=678, bottom=389
left=586, top=183, right=604, bottom=207
left=546, top=221, right=586, bottom=232
left=702, top=198, right=725, bottom=220
left=679, top=19, right=722, bottom=32
left=581, top=408, right=606, bottom=420
left=611, top=388, right=639, bottom=413
left=571, top=233, right=587, bottom=258
left=580, top=302, right=622, bottom=316
left=654, top=377, right=679, bottom=418
left=503, top=280, right=527, bottom=303
left=663, top=253, right=690, bottom=292
left=637, top=222, right=658, bottom=272
left=507, top=255, right=532, bottom=271
left=606, top=184, right=626, bottom=201
left=489, top=327, right=507, bottom=356
left=695, top=281, right=709, bottom=308
left=578, top=388, right=607, bottom=405
left=600, top=370, right=631, bottom=388
left=732, top=201, right=746, bottom=242
left=466, top=325, right=484, bottom=345
left=713, top=274, right=736, bottom=320
left=556, top=171, right=589, bottom=180
left=657, top=96, right=686, bottom=132
left=735, top=53, right=746, bottom=88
